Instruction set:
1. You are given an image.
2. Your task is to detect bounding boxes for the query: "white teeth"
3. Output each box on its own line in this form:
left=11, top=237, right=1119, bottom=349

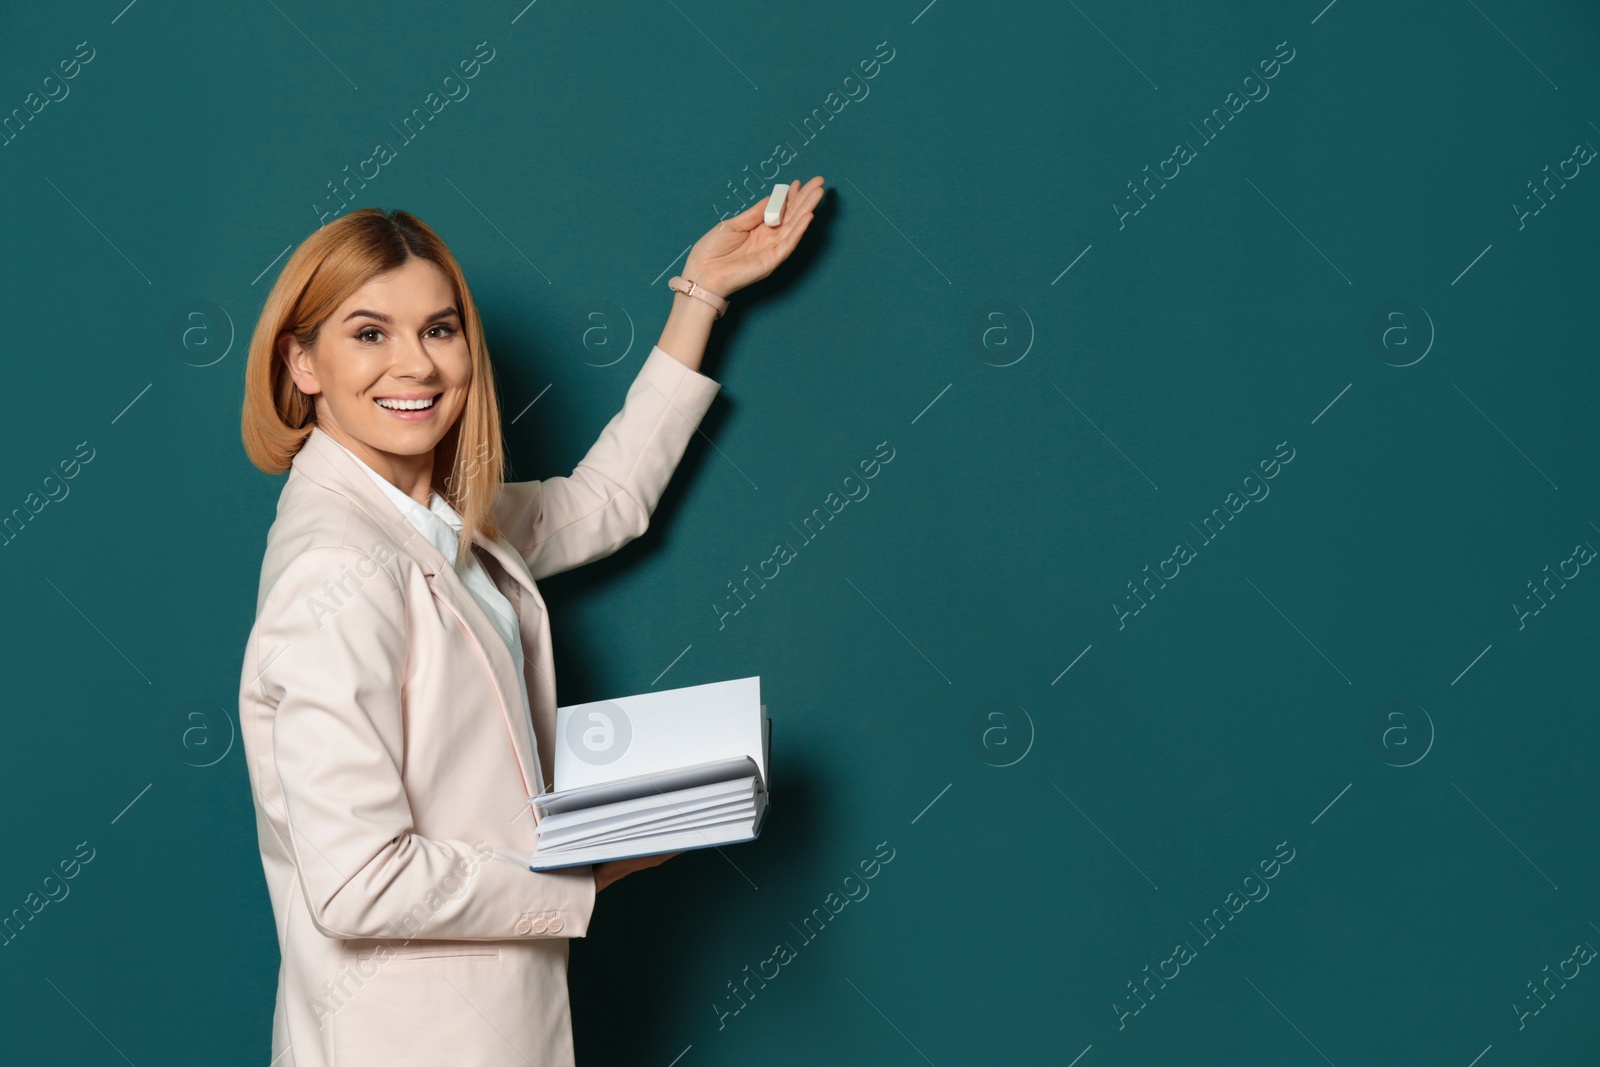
left=376, top=395, right=437, bottom=410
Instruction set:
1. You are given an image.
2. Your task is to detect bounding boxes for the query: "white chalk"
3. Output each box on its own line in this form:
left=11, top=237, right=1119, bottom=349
left=763, top=183, right=790, bottom=226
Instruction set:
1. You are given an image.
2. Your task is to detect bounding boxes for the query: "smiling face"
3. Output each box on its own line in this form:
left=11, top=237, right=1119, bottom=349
left=279, top=257, right=472, bottom=503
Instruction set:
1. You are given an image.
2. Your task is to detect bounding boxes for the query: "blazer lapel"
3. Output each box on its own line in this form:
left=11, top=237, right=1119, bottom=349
left=472, top=533, right=540, bottom=604
left=292, top=427, right=546, bottom=801
left=470, top=534, right=557, bottom=792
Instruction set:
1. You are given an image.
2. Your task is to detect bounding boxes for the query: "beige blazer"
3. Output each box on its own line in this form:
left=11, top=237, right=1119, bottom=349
left=238, top=345, right=720, bottom=1066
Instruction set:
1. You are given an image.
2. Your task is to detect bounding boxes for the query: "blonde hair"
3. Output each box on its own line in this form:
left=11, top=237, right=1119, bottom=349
left=241, top=208, right=504, bottom=568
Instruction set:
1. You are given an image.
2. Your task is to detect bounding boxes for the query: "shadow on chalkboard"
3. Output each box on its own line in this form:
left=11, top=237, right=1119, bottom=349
left=567, top=761, right=826, bottom=1064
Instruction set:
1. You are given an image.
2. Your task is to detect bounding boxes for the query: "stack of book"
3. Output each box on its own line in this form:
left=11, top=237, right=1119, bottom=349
left=527, top=676, right=770, bottom=870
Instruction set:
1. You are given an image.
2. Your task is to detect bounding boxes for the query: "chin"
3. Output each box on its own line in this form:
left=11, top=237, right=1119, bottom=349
left=384, top=433, right=446, bottom=454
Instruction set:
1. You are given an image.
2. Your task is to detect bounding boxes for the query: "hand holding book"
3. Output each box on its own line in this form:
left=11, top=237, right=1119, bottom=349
left=594, top=851, right=683, bottom=893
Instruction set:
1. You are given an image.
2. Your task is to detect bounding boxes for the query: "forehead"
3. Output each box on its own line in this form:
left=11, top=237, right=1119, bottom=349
left=337, top=258, right=457, bottom=318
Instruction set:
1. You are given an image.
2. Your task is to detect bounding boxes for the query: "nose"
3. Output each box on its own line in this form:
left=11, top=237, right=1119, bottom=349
left=389, top=332, right=442, bottom=381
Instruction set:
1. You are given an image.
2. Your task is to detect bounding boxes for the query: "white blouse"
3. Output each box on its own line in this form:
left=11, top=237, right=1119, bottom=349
left=325, top=434, right=545, bottom=794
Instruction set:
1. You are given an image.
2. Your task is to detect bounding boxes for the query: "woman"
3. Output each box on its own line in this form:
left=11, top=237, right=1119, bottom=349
left=237, top=177, right=825, bottom=1066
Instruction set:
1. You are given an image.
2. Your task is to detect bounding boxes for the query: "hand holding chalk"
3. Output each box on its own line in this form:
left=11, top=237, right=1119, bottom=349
left=679, top=176, right=827, bottom=298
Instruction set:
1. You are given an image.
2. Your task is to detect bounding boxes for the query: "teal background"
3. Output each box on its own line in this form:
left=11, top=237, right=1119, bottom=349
left=3, top=0, right=1599, bottom=1063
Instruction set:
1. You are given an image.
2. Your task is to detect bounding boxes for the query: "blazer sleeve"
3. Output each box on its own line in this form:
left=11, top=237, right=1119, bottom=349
left=494, top=344, right=721, bottom=581
left=254, top=545, right=597, bottom=942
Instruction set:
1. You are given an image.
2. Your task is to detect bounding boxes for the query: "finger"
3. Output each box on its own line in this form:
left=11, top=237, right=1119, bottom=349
left=775, top=179, right=823, bottom=238
left=778, top=211, right=814, bottom=258
left=800, top=176, right=826, bottom=213
left=790, top=175, right=825, bottom=214
left=723, top=185, right=786, bottom=232
left=775, top=185, right=819, bottom=242
left=773, top=177, right=821, bottom=230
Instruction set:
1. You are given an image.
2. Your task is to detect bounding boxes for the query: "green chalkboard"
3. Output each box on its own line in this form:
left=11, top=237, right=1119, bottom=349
left=2, top=0, right=1597, bottom=1063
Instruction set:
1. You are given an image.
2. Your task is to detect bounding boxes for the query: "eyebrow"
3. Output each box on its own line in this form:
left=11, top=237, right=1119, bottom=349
left=342, top=306, right=460, bottom=326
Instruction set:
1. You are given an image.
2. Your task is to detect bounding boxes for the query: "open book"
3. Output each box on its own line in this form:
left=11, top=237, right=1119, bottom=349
left=527, top=676, right=770, bottom=870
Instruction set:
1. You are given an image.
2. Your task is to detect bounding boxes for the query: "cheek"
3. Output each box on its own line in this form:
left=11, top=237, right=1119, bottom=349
left=451, top=359, right=475, bottom=399
left=325, top=351, right=382, bottom=400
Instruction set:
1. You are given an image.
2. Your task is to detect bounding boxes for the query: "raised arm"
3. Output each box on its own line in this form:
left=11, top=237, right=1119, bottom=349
left=252, top=545, right=596, bottom=941
left=494, top=175, right=826, bottom=582
left=492, top=342, right=721, bottom=581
